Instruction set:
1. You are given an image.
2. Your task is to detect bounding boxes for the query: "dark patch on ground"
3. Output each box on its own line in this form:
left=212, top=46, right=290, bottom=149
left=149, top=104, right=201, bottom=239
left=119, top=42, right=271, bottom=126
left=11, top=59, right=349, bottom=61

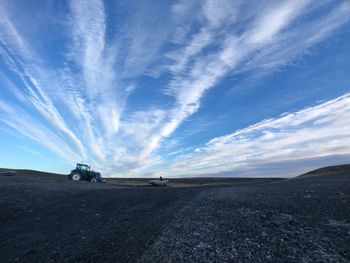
left=0, top=166, right=349, bottom=262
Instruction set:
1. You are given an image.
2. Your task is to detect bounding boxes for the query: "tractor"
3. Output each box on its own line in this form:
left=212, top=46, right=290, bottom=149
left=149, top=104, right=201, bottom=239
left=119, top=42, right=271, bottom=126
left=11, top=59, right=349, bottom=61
left=68, top=163, right=105, bottom=183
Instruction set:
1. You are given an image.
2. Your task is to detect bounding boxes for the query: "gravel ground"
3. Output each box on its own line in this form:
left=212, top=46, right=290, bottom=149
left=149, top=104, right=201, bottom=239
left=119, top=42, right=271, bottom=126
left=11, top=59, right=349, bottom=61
left=139, top=175, right=350, bottom=263
left=0, top=169, right=349, bottom=262
left=0, top=174, right=200, bottom=262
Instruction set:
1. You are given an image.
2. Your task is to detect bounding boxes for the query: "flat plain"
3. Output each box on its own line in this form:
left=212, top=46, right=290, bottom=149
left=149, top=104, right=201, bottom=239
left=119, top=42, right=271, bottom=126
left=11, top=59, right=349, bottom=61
left=0, top=165, right=349, bottom=262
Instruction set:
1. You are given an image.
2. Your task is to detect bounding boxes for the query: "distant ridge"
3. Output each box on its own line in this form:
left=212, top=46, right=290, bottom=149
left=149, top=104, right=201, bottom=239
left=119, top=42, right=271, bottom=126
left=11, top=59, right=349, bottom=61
left=0, top=168, right=64, bottom=178
left=1, top=164, right=350, bottom=179
left=297, top=164, right=350, bottom=179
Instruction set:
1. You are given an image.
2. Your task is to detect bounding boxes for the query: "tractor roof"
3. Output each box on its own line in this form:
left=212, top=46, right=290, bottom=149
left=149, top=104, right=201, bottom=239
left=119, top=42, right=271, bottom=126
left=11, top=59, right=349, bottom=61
left=77, top=163, right=89, bottom=167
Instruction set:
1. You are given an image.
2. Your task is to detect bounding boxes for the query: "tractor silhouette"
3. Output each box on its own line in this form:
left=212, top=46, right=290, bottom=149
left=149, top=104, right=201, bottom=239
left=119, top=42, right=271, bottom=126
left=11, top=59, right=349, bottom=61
left=68, top=163, right=105, bottom=183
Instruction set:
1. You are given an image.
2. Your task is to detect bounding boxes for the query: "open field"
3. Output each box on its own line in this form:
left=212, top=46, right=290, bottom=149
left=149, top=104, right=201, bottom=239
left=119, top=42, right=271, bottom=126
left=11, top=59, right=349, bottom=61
left=0, top=165, right=349, bottom=262
left=107, top=177, right=282, bottom=187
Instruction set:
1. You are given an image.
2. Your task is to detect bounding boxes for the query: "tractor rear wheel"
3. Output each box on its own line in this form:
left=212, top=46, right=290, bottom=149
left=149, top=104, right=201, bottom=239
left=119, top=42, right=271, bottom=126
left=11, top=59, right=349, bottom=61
left=71, top=173, right=81, bottom=181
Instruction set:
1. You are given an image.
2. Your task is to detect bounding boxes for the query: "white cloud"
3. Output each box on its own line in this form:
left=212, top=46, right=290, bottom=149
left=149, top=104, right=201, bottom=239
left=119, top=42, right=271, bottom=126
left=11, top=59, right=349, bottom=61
left=0, top=8, right=87, bottom=158
left=145, top=0, right=331, bottom=160
left=162, top=93, right=350, bottom=177
left=0, top=99, right=81, bottom=162
left=202, top=0, right=240, bottom=29
left=0, top=0, right=349, bottom=177
left=247, top=0, right=312, bottom=45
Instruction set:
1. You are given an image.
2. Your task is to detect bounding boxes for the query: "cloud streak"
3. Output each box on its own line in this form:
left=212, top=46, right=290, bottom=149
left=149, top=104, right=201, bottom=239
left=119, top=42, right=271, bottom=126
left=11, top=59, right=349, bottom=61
left=0, top=0, right=349, bottom=177
left=163, top=93, right=350, bottom=177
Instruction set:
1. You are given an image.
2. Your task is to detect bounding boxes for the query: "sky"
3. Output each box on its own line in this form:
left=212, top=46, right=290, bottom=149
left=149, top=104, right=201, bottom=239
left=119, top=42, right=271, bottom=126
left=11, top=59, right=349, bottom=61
left=0, top=0, right=350, bottom=178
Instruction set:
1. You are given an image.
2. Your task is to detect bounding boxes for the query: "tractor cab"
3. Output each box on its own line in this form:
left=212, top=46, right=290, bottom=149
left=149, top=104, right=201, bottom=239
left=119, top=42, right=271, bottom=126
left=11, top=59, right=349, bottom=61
left=76, top=163, right=90, bottom=175
left=68, top=163, right=104, bottom=183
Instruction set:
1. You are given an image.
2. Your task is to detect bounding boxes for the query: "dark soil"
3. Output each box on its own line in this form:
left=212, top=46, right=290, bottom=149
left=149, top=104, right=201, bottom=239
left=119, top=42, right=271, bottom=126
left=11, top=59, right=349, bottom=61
left=0, top=166, right=349, bottom=262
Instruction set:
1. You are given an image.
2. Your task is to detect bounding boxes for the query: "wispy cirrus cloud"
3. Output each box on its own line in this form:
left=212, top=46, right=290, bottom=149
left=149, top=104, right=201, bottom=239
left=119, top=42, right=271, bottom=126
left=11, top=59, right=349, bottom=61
left=162, top=93, right=350, bottom=177
left=0, top=7, right=86, bottom=158
left=0, top=0, right=349, bottom=177
left=0, top=99, right=81, bottom=162
left=141, top=0, right=349, bottom=159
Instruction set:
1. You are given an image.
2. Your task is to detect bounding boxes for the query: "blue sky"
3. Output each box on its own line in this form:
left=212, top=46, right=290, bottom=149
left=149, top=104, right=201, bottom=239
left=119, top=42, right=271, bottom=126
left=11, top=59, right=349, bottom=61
left=0, top=0, right=349, bottom=177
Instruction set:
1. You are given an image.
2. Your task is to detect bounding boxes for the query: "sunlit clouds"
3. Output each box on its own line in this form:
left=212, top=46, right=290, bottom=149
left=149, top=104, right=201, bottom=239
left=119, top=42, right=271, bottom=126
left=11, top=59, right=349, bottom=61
left=0, top=0, right=349, bottom=176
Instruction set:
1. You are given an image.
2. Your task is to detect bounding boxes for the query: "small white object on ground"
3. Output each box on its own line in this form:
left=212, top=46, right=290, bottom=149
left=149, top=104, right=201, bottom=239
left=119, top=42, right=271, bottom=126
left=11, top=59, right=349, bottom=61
left=148, top=179, right=169, bottom=186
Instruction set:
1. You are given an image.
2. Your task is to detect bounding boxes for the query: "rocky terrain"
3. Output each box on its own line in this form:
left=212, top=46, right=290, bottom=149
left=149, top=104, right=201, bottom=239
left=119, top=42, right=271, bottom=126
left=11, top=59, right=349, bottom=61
left=0, top=165, right=349, bottom=262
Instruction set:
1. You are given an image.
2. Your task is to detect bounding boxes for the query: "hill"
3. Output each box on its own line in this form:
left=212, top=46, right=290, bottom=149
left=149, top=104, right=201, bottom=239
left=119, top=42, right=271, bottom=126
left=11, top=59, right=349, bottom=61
left=0, top=168, right=64, bottom=178
left=297, top=164, right=350, bottom=179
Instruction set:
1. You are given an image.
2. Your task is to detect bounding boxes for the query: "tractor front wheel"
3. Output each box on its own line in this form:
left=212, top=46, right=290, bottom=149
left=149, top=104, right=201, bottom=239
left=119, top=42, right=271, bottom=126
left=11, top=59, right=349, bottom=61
left=71, top=173, right=81, bottom=181
left=91, top=178, right=97, bottom=183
